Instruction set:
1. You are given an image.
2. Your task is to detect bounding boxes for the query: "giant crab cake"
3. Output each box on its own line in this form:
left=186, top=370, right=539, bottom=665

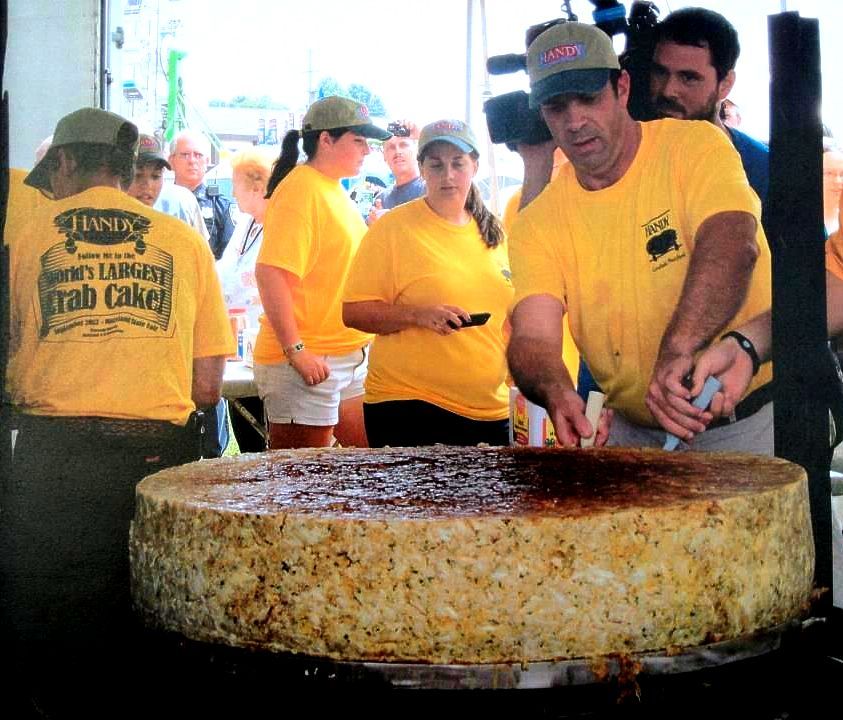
left=130, top=446, right=814, bottom=664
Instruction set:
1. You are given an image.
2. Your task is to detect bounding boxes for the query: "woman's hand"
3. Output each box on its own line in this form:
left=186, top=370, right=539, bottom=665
left=288, top=349, right=330, bottom=386
left=412, top=305, right=471, bottom=335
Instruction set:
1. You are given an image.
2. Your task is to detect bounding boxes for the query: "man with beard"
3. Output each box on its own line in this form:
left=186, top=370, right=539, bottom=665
left=649, top=8, right=769, bottom=214
left=506, top=22, right=774, bottom=453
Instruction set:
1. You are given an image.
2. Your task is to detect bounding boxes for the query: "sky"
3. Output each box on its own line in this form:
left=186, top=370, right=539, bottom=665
left=97, top=0, right=843, bottom=206
left=168, top=0, right=843, bottom=144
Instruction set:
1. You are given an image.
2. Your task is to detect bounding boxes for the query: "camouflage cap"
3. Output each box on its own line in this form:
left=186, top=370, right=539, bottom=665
left=527, top=22, right=620, bottom=108
left=25, top=107, right=139, bottom=191
left=302, top=96, right=391, bottom=141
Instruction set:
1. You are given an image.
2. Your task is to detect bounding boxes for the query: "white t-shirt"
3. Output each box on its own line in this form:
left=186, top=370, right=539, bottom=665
left=155, top=183, right=210, bottom=242
left=216, top=213, right=264, bottom=326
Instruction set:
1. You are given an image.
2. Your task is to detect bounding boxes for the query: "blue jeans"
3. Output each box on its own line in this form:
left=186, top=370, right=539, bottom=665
left=201, top=398, right=230, bottom=457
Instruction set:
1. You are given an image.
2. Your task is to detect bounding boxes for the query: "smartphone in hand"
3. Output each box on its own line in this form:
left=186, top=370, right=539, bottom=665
left=448, top=312, right=491, bottom=329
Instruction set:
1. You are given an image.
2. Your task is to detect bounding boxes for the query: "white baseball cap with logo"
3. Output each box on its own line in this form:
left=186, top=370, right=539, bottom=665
left=527, top=22, right=621, bottom=108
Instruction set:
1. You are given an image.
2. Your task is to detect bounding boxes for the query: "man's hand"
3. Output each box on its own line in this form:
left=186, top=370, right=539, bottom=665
left=646, top=348, right=710, bottom=442
left=688, top=337, right=754, bottom=419
left=289, top=350, right=330, bottom=386
left=546, top=388, right=614, bottom=447
left=507, top=295, right=612, bottom=447
left=367, top=198, right=387, bottom=226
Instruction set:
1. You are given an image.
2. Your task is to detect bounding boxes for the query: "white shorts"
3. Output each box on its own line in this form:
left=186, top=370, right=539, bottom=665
left=254, top=346, right=368, bottom=427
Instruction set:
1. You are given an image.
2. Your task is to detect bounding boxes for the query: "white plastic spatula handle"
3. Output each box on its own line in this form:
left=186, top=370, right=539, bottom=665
left=581, top=390, right=606, bottom=448
left=663, top=375, right=722, bottom=451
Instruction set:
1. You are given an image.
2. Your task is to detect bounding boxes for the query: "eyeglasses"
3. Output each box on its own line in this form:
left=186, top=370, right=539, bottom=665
left=176, top=151, right=205, bottom=161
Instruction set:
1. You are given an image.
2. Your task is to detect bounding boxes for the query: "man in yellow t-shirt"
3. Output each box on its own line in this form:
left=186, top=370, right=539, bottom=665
left=501, top=148, right=585, bottom=388
left=507, top=22, right=773, bottom=454
left=0, top=107, right=234, bottom=714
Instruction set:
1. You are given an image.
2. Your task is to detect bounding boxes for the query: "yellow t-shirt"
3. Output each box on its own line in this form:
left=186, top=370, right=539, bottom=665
left=255, top=164, right=373, bottom=362
left=7, top=186, right=234, bottom=424
left=4, top=168, right=53, bottom=241
left=344, top=198, right=513, bottom=420
left=502, top=186, right=580, bottom=384
left=509, top=119, right=773, bottom=427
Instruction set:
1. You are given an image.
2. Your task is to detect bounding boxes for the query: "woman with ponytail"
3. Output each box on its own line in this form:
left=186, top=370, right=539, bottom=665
left=343, top=119, right=513, bottom=447
left=254, top=96, right=391, bottom=449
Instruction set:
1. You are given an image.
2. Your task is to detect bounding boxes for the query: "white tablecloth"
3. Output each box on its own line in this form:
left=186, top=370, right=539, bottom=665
left=222, top=361, right=256, bottom=399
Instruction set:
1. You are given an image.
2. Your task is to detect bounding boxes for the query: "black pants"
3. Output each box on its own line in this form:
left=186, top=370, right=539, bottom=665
left=0, top=415, right=202, bottom=716
left=229, top=395, right=267, bottom=453
left=364, top=400, right=509, bottom=448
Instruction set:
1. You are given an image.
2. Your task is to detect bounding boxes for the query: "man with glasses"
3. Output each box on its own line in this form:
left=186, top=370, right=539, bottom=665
left=170, top=129, right=237, bottom=458
left=169, top=129, right=237, bottom=260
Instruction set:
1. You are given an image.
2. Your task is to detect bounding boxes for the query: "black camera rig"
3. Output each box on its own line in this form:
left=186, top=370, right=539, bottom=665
left=483, top=1, right=660, bottom=150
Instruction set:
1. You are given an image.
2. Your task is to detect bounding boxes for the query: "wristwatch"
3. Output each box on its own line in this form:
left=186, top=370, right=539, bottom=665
left=721, top=331, right=760, bottom=376
left=283, top=341, right=305, bottom=358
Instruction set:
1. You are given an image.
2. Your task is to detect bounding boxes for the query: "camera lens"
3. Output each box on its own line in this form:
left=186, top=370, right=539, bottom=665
left=388, top=122, right=410, bottom=137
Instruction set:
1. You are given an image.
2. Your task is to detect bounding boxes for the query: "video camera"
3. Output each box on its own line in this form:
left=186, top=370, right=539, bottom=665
left=483, top=1, right=660, bottom=150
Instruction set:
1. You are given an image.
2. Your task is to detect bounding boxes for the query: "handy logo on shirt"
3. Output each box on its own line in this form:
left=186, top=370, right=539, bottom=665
left=642, top=210, right=685, bottom=270
left=54, top=207, right=151, bottom=254
left=39, top=208, right=174, bottom=340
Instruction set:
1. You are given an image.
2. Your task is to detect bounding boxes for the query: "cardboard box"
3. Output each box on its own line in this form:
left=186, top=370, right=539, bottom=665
left=509, top=387, right=557, bottom=447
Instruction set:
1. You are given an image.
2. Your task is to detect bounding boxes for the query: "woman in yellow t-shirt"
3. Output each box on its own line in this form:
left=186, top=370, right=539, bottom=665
left=343, top=119, right=513, bottom=446
left=253, top=96, right=391, bottom=449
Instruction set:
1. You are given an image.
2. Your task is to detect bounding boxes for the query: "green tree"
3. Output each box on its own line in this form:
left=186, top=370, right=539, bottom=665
left=347, top=83, right=387, bottom=117
left=317, top=77, right=346, bottom=100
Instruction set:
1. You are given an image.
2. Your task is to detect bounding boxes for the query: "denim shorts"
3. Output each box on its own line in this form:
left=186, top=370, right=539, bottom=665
left=254, top=346, right=368, bottom=427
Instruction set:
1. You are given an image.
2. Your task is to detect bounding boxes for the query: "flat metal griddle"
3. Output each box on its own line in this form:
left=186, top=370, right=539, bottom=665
left=285, top=621, right=794, bottom=690
left=152, top=620, right=799, bottom=691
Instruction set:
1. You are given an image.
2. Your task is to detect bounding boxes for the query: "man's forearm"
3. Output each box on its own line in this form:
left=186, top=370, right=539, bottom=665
left=659, top=211, right=759, bottom=359
left=732, top=271, right=843, bottom=363
left=507, top=334, right=575, bottom=409
left=192, top=355, right=226, bottom=407
left=516, top=141, right=556, bottom=211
